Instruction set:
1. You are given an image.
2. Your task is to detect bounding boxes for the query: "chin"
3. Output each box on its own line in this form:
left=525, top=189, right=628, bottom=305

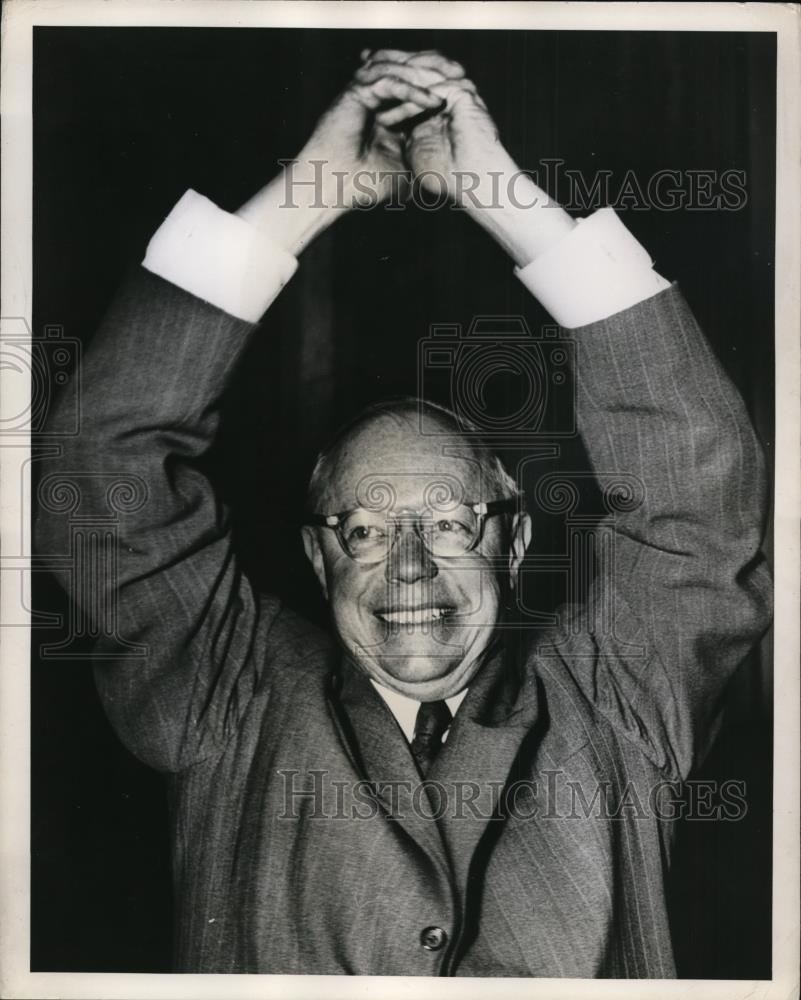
left=358, top=626, right=468, bottom=682
left=338, top=615, right=496, bottom=697
left=374, top=653, right=461, bottom=685
left=348, top=641, right=487, bottom=702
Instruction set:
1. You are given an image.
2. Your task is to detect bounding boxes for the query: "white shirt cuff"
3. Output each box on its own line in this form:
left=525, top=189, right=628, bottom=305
left=142, top=189, right=298, bottom=323
left=514, top=208, right=671, bottom=329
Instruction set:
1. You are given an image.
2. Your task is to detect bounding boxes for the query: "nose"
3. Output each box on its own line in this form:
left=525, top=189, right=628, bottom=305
left=385, top=522, right=439, bottom=585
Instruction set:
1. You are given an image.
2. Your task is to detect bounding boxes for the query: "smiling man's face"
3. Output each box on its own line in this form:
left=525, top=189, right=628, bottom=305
left=302, top=411, right=531, bottom=701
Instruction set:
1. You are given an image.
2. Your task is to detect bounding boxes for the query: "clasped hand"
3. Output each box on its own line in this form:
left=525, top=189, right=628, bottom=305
left=241, top=48, right=564, bottom=265
left=294, top=48, right=514, bottom=213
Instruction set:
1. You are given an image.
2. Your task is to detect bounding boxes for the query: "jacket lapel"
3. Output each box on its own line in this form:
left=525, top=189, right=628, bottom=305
left=429, top=634, right=541, bottom=889
left=329, top=658, right=451, bottom=871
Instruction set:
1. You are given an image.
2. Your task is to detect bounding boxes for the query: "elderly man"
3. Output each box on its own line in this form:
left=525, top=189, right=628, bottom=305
left=36, top=50, right=771, bottom=976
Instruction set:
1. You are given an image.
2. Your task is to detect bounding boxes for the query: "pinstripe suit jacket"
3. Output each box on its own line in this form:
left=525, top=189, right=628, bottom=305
left=36, top=268, right=771, bottom=976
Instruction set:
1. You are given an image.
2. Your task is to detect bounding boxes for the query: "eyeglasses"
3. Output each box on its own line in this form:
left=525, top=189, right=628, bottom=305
left=306, top=498, right=519, bottom=565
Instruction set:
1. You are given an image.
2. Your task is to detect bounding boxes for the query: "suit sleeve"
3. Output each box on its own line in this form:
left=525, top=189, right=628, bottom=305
left=35, top=268, right=296, bottom=772
left=555, top=284, right=772, bottom=780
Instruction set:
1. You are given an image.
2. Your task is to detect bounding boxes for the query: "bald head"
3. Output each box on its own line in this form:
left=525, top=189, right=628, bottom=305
left=306, top=397, right=519, bottom=515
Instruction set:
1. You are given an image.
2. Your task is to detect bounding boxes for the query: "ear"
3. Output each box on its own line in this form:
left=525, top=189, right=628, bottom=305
left=301, top=525, right=328, bottom=600
left=507, top=512, right=532, bottom=591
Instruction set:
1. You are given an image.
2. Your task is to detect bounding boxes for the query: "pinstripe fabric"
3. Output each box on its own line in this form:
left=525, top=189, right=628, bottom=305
left=35, top=269, right=772, bottom=976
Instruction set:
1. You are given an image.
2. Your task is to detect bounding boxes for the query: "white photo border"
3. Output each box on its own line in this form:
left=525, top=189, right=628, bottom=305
left=1, top=2, right=798, bottom=998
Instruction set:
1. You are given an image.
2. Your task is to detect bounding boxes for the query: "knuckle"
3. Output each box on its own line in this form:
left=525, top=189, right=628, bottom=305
left=374, top=48, right=407, bottom=61
left=430, top=80, right=454, bottom=96
left=452, top=77, right=475, bottom=93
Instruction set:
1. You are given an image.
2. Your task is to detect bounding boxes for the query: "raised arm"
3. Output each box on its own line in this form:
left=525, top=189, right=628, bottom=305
left=563, top=288, right=772, bottom=779
left=34, top=65, right=442, bottom=772
left=385, top=48, right=772, bottom=777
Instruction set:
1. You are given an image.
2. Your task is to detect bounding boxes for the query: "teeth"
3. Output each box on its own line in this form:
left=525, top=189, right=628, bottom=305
left=379, top=608, right=451, bottom=625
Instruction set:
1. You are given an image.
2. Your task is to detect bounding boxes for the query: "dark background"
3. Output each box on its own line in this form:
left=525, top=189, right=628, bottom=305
left=32, top=27, right=775, bottom=976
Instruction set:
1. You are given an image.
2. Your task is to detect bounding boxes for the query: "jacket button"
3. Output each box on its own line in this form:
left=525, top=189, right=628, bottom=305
left=420, top=926, right=448, bottom=951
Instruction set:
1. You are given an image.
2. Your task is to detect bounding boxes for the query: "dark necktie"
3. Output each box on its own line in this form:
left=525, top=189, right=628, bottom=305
left=410, top=700, right=452, bottom=775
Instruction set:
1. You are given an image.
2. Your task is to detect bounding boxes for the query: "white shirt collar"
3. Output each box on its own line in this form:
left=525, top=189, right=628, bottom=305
left=369, top=680, right=469, bottom=743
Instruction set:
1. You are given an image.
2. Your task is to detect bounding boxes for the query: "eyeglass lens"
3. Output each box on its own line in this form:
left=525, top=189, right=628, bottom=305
left=339, top=507, right=480, bottom=561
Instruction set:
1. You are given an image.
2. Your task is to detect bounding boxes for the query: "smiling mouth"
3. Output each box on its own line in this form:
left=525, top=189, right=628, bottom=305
left=375, top=607, right=456, bottom=626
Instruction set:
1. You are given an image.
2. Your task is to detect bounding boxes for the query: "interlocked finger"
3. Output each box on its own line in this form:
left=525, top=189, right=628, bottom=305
left=356, top=60, right=447, bottom=90
left=352, top=75, right=442, bottom=112
left=404, top=52, right=465, bottom=78
left=362, top=48, right=465, bottom=80
left=376, top=76, right=485, bottom=128
left=375, top=100, right=439, bottom=128
left=427, top=77, right=486, bottom=111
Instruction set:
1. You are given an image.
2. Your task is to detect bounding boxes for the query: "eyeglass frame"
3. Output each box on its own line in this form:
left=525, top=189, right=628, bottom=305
left=305, top=497, right=520, bottom=565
